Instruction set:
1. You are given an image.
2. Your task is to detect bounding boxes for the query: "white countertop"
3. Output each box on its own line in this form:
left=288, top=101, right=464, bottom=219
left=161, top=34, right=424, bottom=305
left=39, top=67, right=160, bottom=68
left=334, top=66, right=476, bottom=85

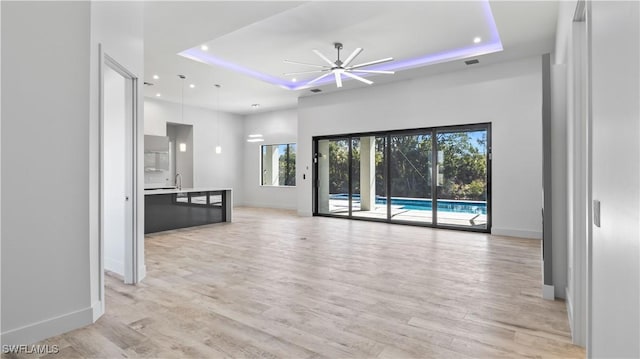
left=144, top=187, right=232, bottom=196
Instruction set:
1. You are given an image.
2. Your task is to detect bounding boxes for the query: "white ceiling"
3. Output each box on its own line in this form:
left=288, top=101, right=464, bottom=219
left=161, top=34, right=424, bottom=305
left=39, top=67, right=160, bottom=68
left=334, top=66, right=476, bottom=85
left=144, top=1, right=558, bottom=115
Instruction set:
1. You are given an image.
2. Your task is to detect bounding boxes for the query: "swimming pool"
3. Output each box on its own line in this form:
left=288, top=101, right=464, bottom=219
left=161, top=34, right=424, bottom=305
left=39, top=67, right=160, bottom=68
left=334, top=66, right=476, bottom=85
left=330, top=194, right=487, bottom=215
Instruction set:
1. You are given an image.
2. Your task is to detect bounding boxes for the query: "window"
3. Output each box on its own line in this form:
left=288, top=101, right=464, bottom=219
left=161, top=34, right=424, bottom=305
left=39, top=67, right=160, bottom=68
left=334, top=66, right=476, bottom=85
left=261, top=143, right=296, bottom=186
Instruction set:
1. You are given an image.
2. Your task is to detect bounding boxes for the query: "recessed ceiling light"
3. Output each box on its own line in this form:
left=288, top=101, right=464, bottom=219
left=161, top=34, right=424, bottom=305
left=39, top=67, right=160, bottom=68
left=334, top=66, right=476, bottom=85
left=473, top=37, right=482, bottom=44
left=251, top=104, right=260, bottom=109
left=247, top=138, right=265, bottom=143
left=153, top=74, right=159, bottom=80
left=292, top=78, right=297, bottom=82
left=248, top=134, right=263, bottom=138
left=155, top=93, right=161, bottom=97
left=201, top=45, right=209, bottom=51
left=190, top=84, right=195, bottom=88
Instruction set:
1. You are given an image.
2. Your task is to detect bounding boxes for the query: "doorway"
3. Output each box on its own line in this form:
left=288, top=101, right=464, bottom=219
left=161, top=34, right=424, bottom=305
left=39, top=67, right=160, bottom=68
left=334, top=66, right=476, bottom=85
left=101, top=54, right=139, bottom=285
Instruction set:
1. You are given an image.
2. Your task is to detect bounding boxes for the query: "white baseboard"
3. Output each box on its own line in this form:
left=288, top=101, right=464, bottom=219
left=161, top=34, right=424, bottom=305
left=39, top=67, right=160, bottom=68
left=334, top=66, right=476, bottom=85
left=566, top=287, right=574, bottom=334
left=297, top=210, right=313, bottom=217
left=1, top=306, right=93, bottom=345
left=241, top=202, right=298, bottom=210
left=492, top=227, right=542, bottom=239
left=92, top=300, right=104, bottom=322
left=543, top=284, right=555, bottom=300
left=104, top=257, right=124, bottom=276
left=138, top=264, right=147, bottom=281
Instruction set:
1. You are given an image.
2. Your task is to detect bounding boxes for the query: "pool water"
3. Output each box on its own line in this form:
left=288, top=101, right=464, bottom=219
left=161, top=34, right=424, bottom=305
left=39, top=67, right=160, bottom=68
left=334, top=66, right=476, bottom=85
left=330, top=194, right=487, bottom=215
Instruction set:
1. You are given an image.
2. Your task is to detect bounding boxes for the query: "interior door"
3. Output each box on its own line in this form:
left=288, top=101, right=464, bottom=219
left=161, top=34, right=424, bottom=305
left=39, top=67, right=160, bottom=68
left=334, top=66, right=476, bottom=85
left=103, top=59, right=136, bottom=284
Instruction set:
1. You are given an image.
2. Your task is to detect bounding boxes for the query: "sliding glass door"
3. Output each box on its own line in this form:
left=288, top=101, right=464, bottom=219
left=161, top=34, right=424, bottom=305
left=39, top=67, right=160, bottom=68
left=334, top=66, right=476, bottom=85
left=317, top=138, right=349, bottom=216
left=351, top=136, right=387, bottom=220
left=389, top=132, right=432, bottom=224
left=436, top=128, right=489, bottom=229
left=314, top=123, right=490, bottom=232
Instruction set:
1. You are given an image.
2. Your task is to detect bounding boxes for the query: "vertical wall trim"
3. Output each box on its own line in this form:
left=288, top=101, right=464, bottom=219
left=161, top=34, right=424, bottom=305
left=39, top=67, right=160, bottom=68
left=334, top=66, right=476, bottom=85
left=542, top=53, right=554, bottom=289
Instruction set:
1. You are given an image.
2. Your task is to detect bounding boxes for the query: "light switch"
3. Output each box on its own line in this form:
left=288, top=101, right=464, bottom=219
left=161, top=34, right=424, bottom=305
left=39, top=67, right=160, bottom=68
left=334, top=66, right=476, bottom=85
left=593, top=200, right=601, bottom=227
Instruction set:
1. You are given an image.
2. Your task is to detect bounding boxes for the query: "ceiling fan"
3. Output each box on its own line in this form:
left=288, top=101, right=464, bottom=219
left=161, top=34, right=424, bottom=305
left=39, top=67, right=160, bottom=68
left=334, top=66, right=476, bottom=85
left=284, top=42, right=395, bottom=88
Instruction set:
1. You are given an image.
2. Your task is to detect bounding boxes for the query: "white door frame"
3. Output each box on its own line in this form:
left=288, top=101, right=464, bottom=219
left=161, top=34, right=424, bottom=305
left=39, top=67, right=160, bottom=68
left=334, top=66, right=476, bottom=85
left=98, top=45, right=140, bottom=302
left=568, top=5, right=589, bottom=347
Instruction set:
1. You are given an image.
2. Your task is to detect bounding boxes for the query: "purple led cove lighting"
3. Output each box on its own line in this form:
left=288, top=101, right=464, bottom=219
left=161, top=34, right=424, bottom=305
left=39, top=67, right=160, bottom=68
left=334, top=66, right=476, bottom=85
left=180, top=49, right=299, bottom=89
left=292, top=1, right=503, bottom=90
left=179, top=0, right=502, bottom=91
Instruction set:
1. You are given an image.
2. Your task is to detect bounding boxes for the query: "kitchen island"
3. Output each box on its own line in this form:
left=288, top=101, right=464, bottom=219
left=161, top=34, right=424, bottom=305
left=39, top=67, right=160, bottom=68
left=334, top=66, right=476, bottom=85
left=144, top=187, right=232, bottom=234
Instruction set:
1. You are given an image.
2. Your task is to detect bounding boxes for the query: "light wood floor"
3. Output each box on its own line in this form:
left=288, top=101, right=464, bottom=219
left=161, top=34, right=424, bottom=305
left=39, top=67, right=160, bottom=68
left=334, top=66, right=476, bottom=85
left=5, top=207, right=585, bottom=358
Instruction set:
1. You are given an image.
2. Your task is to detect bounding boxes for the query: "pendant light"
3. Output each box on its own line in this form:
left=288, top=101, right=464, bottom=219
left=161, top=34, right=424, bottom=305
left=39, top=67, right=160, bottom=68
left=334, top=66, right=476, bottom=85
left=178, top=74, right=187, bottom=152
left=214, top=84, right=222, bottom=154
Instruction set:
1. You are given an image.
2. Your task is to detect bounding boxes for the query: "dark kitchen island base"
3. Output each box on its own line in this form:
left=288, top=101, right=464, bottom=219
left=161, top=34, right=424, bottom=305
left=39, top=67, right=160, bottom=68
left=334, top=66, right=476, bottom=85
left=144, top=188, right=232, bottom=234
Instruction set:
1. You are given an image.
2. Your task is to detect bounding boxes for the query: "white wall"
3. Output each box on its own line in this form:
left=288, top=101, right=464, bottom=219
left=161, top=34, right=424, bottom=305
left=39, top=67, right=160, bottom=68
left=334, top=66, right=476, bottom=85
left=554, top=0, right=586, bottom=346
left=89, top=0, right=144, bottom=318
left=103, top=66, right=127, bottom=276
left=0, top=1, right=3, bottom=349
left=589, top=1, right=640, bottom=357
left=551, top=63, right=568, bottom=299
left=0, top=0, right=144, bottom=345
left=297, top=56, right=543, bottom=239
left=145, top=98, right=245, bottom=205
left=243, top=108, right=298, bottom=210
left=1, top=2, right=94, bottom=344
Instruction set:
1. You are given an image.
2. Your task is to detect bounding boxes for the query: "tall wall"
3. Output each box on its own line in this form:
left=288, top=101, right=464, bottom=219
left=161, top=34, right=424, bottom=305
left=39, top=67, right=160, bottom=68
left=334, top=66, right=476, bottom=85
left=0, top=0, right=144, bottom=345
left=1, top=2, right=93, bottom=344
left=144, top=98, right=245, bottom=205
left=89, top=0, right=145, bottom=317
left=589, top=1, right=640, bottom=357
left=297, top=56, right=544, bottom=239
left=243, top=108, right=298, bottom=210
left=554, top=0, right=585, bottom=345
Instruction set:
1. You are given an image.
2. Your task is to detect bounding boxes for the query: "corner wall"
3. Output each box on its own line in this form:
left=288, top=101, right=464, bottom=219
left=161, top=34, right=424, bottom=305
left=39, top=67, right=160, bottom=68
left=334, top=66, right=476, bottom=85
left=243, top=109, right=298, bottom=210
left=589, top=1, right=640, bottom=356
left=297, top=56, right=543, bottom=239
left=1, top=2, right=93, bottom=344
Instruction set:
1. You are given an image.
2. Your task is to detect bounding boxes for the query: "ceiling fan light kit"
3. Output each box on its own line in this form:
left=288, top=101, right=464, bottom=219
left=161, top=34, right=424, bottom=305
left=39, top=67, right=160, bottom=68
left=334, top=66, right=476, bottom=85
left=284, top=42, right=395, bottom=88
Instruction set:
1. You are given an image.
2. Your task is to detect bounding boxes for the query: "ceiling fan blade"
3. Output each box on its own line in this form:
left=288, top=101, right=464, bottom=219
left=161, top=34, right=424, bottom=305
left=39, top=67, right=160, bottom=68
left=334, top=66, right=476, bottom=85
left=334, top=72, right=343, bottom=88
left=348, top=57, right=394, bottom=70
left=283, top=70, right=328, bottom=76
left=342, top=48, right=363, bottom=67
left=283, top=60, right=329, bottom=69
left=307, top=72, right=332, bottom=85
left=313, top=49, right=337, bottom=67
left=351, top=69, right=395, bottom=74
left=343, top=71, right=373, bottom=85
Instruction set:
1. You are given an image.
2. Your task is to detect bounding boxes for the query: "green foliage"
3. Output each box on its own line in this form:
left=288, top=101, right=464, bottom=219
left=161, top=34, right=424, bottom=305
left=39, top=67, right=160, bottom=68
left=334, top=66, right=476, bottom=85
left=325, top=130, right=487, bottom=201
left=277, top=144, right=296, bottom=186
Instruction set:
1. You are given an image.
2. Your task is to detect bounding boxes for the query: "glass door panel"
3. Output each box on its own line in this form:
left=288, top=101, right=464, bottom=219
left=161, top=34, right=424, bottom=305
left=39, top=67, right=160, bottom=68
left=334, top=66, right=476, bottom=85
left=351, top=136, right=387, bottom=220
left=435, top=128, right=488, bottom=229
left=389, top=133, right=433, bottom=224
left=350, top=137, right=360, bottom=216
left=317, top=138, right=349, bottom=216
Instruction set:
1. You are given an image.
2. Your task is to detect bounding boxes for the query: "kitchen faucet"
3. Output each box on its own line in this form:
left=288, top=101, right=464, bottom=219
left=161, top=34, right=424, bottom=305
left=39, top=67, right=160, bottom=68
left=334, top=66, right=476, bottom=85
left=175, top=173, right=182, bottom=190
